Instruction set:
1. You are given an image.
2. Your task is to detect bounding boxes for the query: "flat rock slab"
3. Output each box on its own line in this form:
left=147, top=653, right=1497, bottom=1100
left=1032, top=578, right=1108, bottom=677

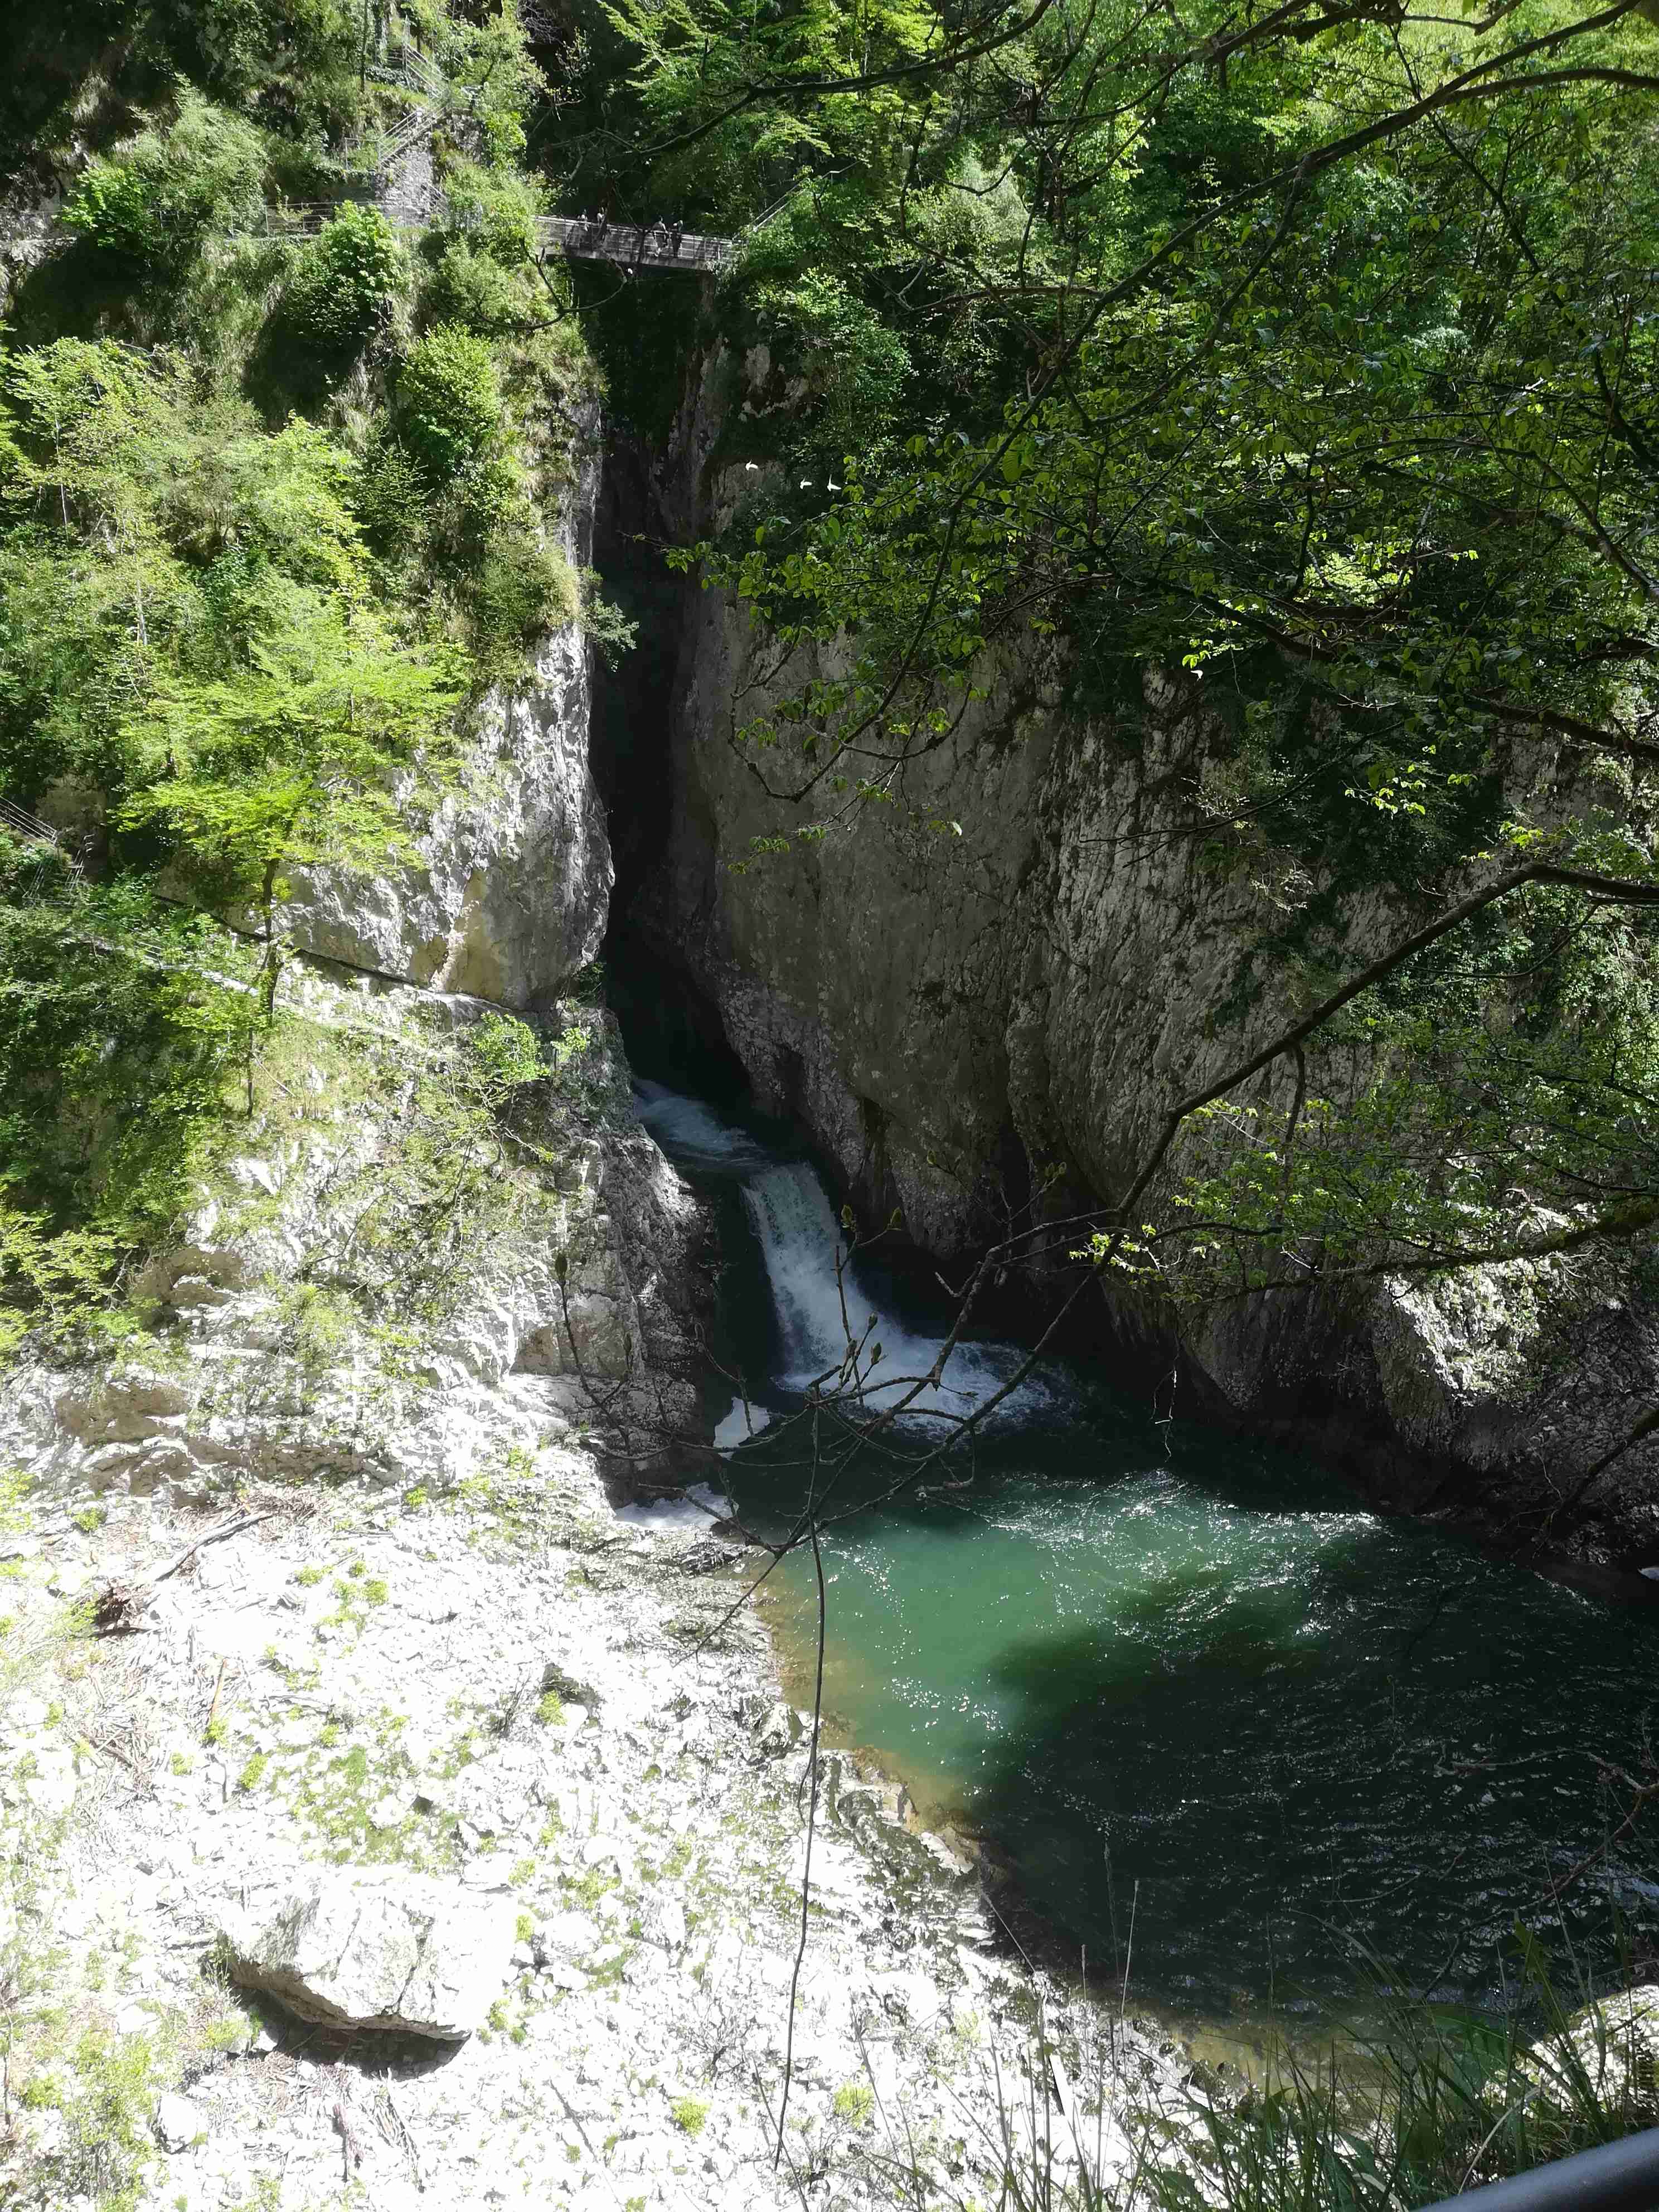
left=216, top=1869, right=516, bottom=2041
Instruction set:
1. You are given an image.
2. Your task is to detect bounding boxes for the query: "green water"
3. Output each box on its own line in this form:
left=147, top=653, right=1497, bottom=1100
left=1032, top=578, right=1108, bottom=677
left=754, top=1447, right=1659, bottom=2023
left=636, top=1081, right=1659, bottom=2027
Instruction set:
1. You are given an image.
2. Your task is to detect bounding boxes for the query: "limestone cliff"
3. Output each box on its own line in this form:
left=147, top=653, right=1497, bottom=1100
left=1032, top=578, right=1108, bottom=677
left=275, top=420, right=614, bottom=1010
left=610, top=347, right=1659, bottom=1575
left=0, top=964, right=706, bottom=1511
left=3, top=402, right=689, bottom=1508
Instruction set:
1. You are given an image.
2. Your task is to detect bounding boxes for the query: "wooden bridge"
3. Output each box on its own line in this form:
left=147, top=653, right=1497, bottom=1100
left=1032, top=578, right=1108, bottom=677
left=238, top=201, right=733, bottom=271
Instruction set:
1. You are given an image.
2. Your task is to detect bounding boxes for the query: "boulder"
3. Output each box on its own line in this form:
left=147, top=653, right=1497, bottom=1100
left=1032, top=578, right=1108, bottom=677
left=215, top=1869, right=516, bottom=2041
left=1526, top=1985, right=1659, bottom=2113
left=155, top=2092, right=207, bottom=2152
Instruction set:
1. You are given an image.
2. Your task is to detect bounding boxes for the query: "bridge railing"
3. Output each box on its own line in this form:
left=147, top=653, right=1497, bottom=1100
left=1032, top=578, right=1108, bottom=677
left=221, top=203, right=733, bottom=268
left=0, top=798, right=60, bottom=848
left=534, top=216, right=733, bottom=270
left=1416, top=2126, right=1659, bottom=2211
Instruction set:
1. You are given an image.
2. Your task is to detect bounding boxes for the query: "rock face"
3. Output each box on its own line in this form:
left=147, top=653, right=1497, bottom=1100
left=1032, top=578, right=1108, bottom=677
left=0, top=974, right=707, bottom=1505
left=154, top=2092, right=208, bottom=2153
left=0, top=361, right=710, bottom=1510
left=1528, top=1986, right=1659, bottom=2113
left=277, top=429, right=612, bottom=1010
left=613, top=347, right=1659, bottom=1566
left=217, top=1869, right=517, bottom=2040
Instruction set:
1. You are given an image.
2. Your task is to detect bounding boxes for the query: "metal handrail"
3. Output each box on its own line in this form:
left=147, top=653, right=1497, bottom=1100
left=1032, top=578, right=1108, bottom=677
left=0, top=798, right=58, bottom=846
left=221, top=201, right=735, bottom=266
left=1418, top=2127, right=1659, bottom=2210
left=536, top=215, right=733, bottom=269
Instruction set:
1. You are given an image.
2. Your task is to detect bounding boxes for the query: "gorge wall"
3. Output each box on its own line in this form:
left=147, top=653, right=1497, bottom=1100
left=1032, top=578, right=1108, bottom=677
left=271, top=416, right=614, bottom=1010
left=0, top=398, right=1170, bottom=2212
left=599, top=343, right=1659, bottom=1578
left=2, top=408, right=709, bottom=1515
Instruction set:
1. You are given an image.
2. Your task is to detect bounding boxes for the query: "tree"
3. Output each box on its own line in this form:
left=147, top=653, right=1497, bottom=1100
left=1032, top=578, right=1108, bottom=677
left=565, top=0, right=1659, bottom=1338
left=0, top=338, right=470, bottom=1330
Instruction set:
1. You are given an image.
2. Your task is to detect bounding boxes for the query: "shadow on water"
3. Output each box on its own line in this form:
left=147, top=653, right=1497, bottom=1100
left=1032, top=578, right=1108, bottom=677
left=762, top=1450, right=1659, bottom=2018
left=635, top=1079, right=1659, bottom=2031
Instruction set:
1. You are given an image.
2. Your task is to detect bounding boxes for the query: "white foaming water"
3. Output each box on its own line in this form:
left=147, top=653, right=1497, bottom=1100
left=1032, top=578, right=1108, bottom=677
left=616, top=1479, right=735, bottom=1532
left=714, top=1397, right=774, bottom=1451
left=636, top=1080, right=1049, bottom=1427
left=739, top=1163, right=1040, bottom=1422
left=633, top=1080, right=773, bottom=1173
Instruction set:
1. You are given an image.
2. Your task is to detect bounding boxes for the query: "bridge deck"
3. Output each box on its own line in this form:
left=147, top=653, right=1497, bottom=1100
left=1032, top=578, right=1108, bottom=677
left=234, top=202, right=732, bottom=270
left=539, top=215, right=730, bottom=270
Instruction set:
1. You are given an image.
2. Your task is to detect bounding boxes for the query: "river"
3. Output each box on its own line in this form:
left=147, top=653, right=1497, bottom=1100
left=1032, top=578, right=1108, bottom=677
left=634, top=1079, right=1659, bottom=2032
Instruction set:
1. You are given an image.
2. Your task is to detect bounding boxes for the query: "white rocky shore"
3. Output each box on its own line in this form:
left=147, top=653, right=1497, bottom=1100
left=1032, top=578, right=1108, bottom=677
left=0, top=959, right=1190, bottom=2212
left=0, top=1408, right=1194, bottom=2212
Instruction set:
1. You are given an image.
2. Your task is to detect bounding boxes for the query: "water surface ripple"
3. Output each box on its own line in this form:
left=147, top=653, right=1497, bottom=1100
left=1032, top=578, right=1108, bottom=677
left=634, top=1081, right=1659, bottom=2024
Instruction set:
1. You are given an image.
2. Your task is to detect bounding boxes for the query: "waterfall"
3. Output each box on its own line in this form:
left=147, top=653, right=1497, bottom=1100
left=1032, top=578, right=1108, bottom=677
left=636, top=1082, right=1044, bottom=1432
left=630, top=1082, right=773, bottom=1175
left=739, top=1162, right=859, bottom=1384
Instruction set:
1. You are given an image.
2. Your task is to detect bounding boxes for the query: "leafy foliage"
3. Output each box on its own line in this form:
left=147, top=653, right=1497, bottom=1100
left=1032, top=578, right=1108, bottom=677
left=62, top=89, right=266, bottom=273
left=586, top=0, right=1659, bottom=1295
left=0, top=339, right=465, bottom=910
left=279, top=203, right=412, bottom=358
left=0, top=0, right=599, bottom=1350
left=0, top=874, right=258, bottom=1355
left=396, top=322, right=506, bottom=482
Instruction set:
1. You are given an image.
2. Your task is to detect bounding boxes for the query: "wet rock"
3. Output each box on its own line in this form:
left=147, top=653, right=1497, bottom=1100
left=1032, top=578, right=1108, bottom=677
left=748, top=1700, right=805, bottom=1757
left=1527, top=1985, right=1659, bottom=2112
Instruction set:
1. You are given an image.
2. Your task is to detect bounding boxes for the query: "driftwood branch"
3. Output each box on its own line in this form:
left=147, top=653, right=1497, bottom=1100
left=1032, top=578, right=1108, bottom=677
left=93, top=1511, right=282, bottom=1634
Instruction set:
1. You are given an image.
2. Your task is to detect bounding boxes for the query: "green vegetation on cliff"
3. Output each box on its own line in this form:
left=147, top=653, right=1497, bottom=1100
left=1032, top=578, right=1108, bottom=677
left=0, top=0, right=595, bottom=1345
left=5, top=0, right=1657, bottom=1391
left=560, top=0, right=1659, bottom=1324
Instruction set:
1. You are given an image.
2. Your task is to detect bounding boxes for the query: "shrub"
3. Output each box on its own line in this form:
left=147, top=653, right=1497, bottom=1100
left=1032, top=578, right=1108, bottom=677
left=469, top=1012, right=545, bottom=1096
left=832, top=2081, right=875, bottom=2125
left=669, top=2095, right=709, bottom=2137
left=438, top=158, right=545, bottom=267
left=62, top=92, right=265, bottom=273
left=578, top=569, right=638, bottom=668
left=463, top=537, right=580, bottom=673
left=755, top=269, right=912, bottom=444
left=419, top=239, right=527, bottom=339
left=395, top=324, right=503, bottom=483
left=352, top=432, right=430, bottom=556
left=52, top=2024, right=160, bottom=2204
left=280, top=204, right=410, bottom=359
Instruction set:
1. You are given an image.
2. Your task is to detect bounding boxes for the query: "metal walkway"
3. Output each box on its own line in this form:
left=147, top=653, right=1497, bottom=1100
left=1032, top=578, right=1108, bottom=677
left=0, top=799, right=60, bottom=849
left=235, top=201, right=733, bottom=271
left=537, top=215, right=731, bottom=271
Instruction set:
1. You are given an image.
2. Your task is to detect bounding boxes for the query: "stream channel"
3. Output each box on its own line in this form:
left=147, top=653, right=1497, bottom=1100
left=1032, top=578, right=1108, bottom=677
left=633, top=1079, right=1659, bottom=2037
